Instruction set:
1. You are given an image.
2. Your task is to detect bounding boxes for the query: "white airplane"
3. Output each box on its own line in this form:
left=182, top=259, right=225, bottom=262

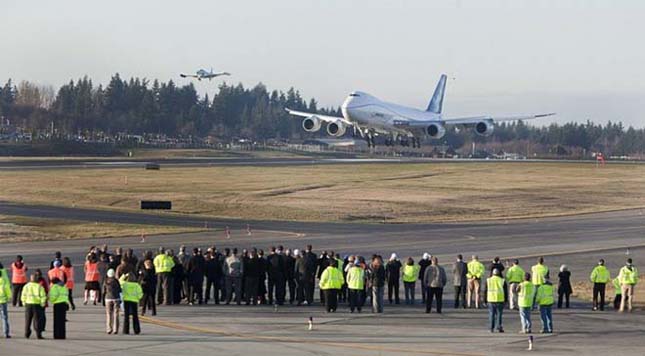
left=180, top=68, right=230, bottom=81
left=287, top=75, right=555, bottom=147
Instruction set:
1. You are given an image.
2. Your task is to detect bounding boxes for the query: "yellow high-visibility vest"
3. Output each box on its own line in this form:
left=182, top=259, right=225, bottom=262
left=319, top=266, right=344, bottom=290
left=517, top=281, right=534, bottom=308
left=346, top=266, right=365, bottom=290
left=487, top=276, right=505, bottom=303
left=21, top=281, right=46, bottom=306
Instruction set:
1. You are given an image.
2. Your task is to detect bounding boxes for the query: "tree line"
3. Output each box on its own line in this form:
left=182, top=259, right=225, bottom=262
left=0, top=75, right=644, bottom=156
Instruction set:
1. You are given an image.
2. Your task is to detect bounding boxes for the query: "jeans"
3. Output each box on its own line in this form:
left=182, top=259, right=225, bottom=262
left=488, top=302, right=504, bottom=331
left=519, top=307, right=532, bottom=332
left=539, top=305, right=553, bottom=332
left=0, top=303, right=9, bottom=337
left=372, top=286, right=384, bottom=313
left=404, top=281, right=415, bottom=304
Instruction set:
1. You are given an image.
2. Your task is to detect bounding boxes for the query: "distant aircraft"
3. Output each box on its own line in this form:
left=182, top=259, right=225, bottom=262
left=180, top=68, right=230, bottom=81
left=287, top=74, right=555, bottom=147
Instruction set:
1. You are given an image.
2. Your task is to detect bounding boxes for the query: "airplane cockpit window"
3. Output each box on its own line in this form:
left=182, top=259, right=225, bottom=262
left=349, top=93, right=360, bottom=97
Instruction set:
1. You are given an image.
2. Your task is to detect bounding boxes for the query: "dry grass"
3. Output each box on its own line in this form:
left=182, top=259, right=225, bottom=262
left=0, top=215, right=203, bottom=242
left=1, top=162, right=645, bottom=223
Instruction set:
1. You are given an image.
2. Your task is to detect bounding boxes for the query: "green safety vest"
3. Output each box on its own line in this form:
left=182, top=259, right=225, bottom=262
left=21, top=281, right=46, bottom=306
left=613, top=277, right=622, bottom=296
left=346, top=266, right=365, bottom=290
left=121, top=281, right=143, bottom=302
left=590, top=265, right=610, bottom=283
left=506, top=265, right=525, bottom=283
left=531, top=264, right=548, bottom=285
left=402, top=265, right=420, bottom=283
left=0, top=277, right=12, bottom=304
left=319, top=266, right=344, bottom=290
left=467, top=261, right=485, bottom=279
left=619, top=266, right=638, bottom=285
left=487, top=276, right=505, bottom=303
left=517, top=281, right=534, bottom=308
left=536, top=283, right=554, bottom=306
left=154, top=254, right=175, bottom=273
left=49, top=283, right=69, bottom=305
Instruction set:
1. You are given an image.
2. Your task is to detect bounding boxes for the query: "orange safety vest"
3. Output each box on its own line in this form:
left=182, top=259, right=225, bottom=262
left=84, top=261, right=100, bottom=282
left=61, top=265, right=75, bottom=289
left=11, top=262, right=27, bottom=284
left=48, top=267, right=66, bottom=284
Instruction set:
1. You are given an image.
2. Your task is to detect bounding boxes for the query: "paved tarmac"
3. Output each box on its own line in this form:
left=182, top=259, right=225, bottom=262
left=0, top=203, right=644, bottom=354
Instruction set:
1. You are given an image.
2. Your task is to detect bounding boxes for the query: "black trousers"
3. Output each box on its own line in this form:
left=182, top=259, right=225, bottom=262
left=123, top=301, right=140, bottom=335
left=592, top=283, right=606, bottom=310
left=454, top=285, right=467, bottom=308
left=12, top=283, right=25, bottom=307
left=323, top=289, right=338, bottom=312
left=614, top=294, right=628, bottom=309
left=388, top=278, right=400, bottom=304
left=245, top=277, right=259, bottom=305
left=67, top=289, right=76, bottom=310
left=157, top=273, right=174, bottom=305
left=24, top=304, right=43, bottom=338
left=53, top=303, right=67, bottom=339
left=426, top=287, right=443, bottom=313
left=188, top=276, right=204, bottom=304
left=304, top=276, right=315, bottom=304
left=348, top=289, right=365, bottom=312
left=272, top=276, right=286, bottom=305
left=558, top=291, right=571, bottom=309
left=204, top=277, right=220, bottom=304
left=141, top=289, right=156, bottom=315
left=287, top=278, right=296, bottom=303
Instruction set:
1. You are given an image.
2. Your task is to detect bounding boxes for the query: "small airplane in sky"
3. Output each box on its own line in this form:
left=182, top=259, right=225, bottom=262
left=287, top=74, right=555, bottom=148
left=180, top=68, right=230, bottom=81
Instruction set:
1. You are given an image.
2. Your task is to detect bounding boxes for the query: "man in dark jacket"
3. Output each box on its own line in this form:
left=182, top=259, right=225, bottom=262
left=268, top=246, right=287, bottom=305
left=187, top=248, right=205, bottom=305
left=317, top=251, right=330, bottom=304
left=453, top=254, right=468, bottom=308
left=257, top=249, right=268, bottom=304
left=419, top=253, right=431, bottom=303
left=204, top=248, right=222, bottom=304
left=385, top=253, right=402, bottom=304
left=293, top=249, right=306, bottom=305
left=244, top=248, right=261, bottom=305
left=303, top=245, right=318, bottom=305
left=285, top=249, right=296, bottom=304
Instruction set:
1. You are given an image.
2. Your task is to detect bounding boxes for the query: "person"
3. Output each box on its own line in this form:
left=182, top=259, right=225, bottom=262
left=187, top=248, right=205, bottom=305
left=517, top=273, right=534, bottom=334
left=204, top=248, right=222, bottom=305
left=531, top=257, right=549, bottom=307
left=60, top=257, right=75, bottom=310
left=103, top=269, right=121, bottom=334
left=139, top=260, right=156, bottom=316
left=50, top=251, right=62, bottom=270
left=48, top=260, right=66, bottom=286
left=244, top=248, right=261, bottom=305
left=34, top=269, right=48, bottom=333
left=84, top=253, right=101, bottom=305
left=590, top=259, right=610, bottom=311
left=48, top=277, right=69, bottom=339
left=487, top=268, right=505, bottom=333
left=224, top=248, right=244, bottom=305
left=177, top=246, right=190, bottom=302
left=453, top=254, right=468, bottom=309
left=11, top=255, right=27, bottom=307
left=0, top=268, right=11, bottom=338
left=618, top=258, right=639, bottom=312
left=401, top=257, right=420, bottom=304
left=535, top=276, right=555, bottom=333
left=369, top=256, right=386, bottom=313
left=317, top=251, right=330, bottom=304
left=170, top=250, right=184, bottom=305
left=284, top=249, right=297, bottom=304
left=257, top=249, right=267, bottom=304
left=418, top=253, right=431, bottom=303
left=319, top=259, right=343, bottom=312
left=21, top=274, right=47, bottom=339
left=424, top=256, right=447, bottom=313
left=346, top=257, right=365, bottom=313
left=489, top=257, right=505, bottom=277
left=385, top=253, right=402, bottom=305
left=121, top=273, right=143, bottom=335
left=612, top=276, right=624, bottom=310
left=153, top=247, right=175, bottom=305
left=505, top=259, right=524, bottom=310
left=302, top=245, right=318, bottom=305
left=557, top=265, right=572, bottom=309
left=467, top=255, right=485, bottom=309
left=293, top=249, right=307, bottom=305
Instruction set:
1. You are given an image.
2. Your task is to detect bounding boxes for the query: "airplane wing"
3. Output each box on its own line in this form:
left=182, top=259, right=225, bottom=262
left=180, top=74, right=198, bottom=78
left=285, top=108, right=352, bottom=125
left=395, top=113, right=555, bottom=127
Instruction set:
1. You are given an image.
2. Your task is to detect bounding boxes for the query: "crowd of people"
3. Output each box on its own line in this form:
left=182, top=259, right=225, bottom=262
left=0, top=243, right=640, bottom=339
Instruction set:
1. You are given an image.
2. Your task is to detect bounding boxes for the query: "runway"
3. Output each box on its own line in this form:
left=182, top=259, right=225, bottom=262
left=0, top=203, right=644, bottom=355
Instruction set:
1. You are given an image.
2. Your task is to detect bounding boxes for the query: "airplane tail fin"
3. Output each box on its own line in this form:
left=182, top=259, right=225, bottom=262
left=426, top=74, right=447, bottom=114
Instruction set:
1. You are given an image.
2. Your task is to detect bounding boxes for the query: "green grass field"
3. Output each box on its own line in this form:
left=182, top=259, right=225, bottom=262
left=1, top=162, right=644, bottom=223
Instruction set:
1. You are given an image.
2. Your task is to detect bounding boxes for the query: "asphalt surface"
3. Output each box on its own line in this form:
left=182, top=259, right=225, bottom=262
left=0, top=203, right=644, bottom=355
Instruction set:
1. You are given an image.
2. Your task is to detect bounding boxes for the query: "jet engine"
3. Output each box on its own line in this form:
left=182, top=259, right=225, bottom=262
left=475, top=120, right=495, bottom=136
left=426, top=123, right=446, bottom=139
left=326, top=121, right=347, bottom=136
left=302, top=117, right=322, bottom=132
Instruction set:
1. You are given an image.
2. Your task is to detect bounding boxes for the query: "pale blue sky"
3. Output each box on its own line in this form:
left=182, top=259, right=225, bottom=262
left=2, top=0, right=644, bottom=126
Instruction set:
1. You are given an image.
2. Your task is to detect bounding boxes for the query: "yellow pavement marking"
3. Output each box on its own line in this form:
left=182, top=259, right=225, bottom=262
left=140, top=315, right=484, bottom=356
